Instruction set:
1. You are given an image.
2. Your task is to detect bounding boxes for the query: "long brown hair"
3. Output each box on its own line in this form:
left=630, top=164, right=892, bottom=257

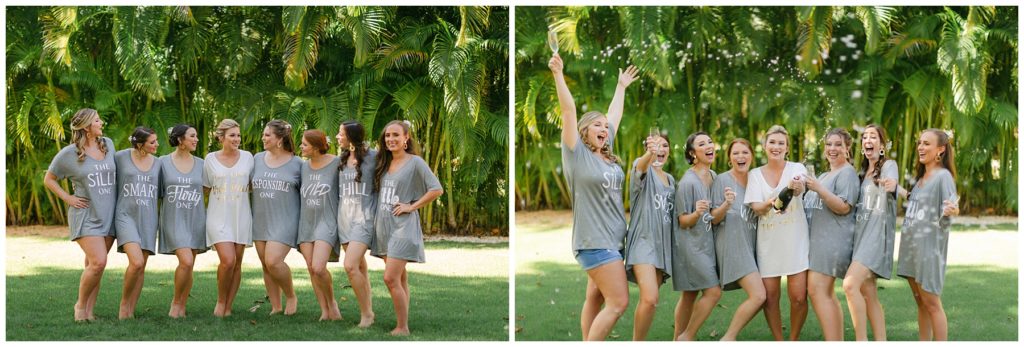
left=303, top=129, right=329, bottom=155
left=70, top=108, right=108, bottom=162
left=374, top=120, right=419, bottom=192
left=339, top=120, right=369, bottom=183
left=915, top=128, right=957, bottom=181
left=266, top=119, right=295, bottom=153
left=858, top=124, right=891, bottom=182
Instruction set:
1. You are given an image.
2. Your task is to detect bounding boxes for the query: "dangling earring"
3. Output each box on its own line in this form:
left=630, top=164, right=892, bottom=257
left=348, top=143, right=355, bottom=152
left=402, top=142, right=408, bottom=150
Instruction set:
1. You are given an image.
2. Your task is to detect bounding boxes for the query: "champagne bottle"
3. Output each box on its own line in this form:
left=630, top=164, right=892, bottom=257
left=773, top=186, right=794, bottom=211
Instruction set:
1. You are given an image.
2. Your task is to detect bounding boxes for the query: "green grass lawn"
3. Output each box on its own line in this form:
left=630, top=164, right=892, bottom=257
left=514, top=211, right=1018, bottom=341
left=6, top=240, right=509, bottom=341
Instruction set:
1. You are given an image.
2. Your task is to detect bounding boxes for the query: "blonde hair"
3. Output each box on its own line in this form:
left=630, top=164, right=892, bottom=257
left=214, top=118, right=240, bottom=144
left=577, top=111, right=621, bottom=164
left=70, top=108, right=108, bottom=162
left=762, top=124, right=789, bottom=158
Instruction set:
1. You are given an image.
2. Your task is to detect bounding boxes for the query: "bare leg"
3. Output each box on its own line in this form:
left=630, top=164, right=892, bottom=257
left=169, top=249, right=197, bottom=318
left=74, top=236, right=110, bottom=321
left=861, top=276, right=887, bottom=341
left=255, top=241, right=282, bottom=314
left=808, top=271, right=842, bottom=340
left=265, top=241, right=297, bottom=315
left=384, top=257, right=411, bottom=335
left=786, top=271, right=809, bottom=341
left=582, top=261, right=629, bottom=341
left=343, top=242, right=375, bottom=327
left=908, top=278, right=946, bottom=340
left=630, top=265, right=662, bottom=341
left=84, top=237, right=114, bottom=320
left=580, top=278, right=605, bottom=340
left=678, top=286, right=722, bottom=341
left=761, top=276, right=784, bottom=341
left=222, top=244, right=245, bottom=316
left=118, top=243, right=146, bottom=319
left=212, top=242, right=236, bottom=317
left=311, top=241, right=341, bottom=320
left=673, top=291, right=696, bottom=339
left=300, top=243, right=328, bottom=320
left=721, top=272, right=767, bottom=341
left=843, top=262, right=872, bottom=341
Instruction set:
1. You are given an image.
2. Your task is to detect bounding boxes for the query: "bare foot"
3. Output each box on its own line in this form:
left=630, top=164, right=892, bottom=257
left=119, top=306, right=134, bottom=320
left=269, top=310, right=282, bottom=316
left=328, top=300, right=343, bottom=321
left=213, top=303, right=226, bottom=317
left=74, top=304, right=89, bottom=322
left=389, top=328, right=410, bottom=336
left=319, top=312, right=328, bottom=321
left=357, top=313, right=375, bottom=328
left=677, top=332, right=694, bottom=341
left=284, top=296, right=298, bottom=316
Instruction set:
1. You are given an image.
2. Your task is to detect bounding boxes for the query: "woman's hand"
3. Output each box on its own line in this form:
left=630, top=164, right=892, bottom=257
left=392, top=202, right=415, bottom=216
left=617, top=65, right=640, bottom=88
left=644, top=136, right=659, bottom=154
left=549, top=54, right=564, bottom=75
left=942, top=199, right=959, bottom=217
left=803, top=174, right=820, bottom=194
left=723, top=187, right=736, bottom=205
left=880, top=178, right=897, bottom=193
left=790, top=176, right=806, bottom=195
left=64, top=195, right=90, bottom=209
left=695, top=199, right=710, bottom=215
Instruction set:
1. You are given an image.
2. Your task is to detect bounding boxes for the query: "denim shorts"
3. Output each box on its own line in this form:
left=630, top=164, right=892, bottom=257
left=574, top=249, right=624, bottom=271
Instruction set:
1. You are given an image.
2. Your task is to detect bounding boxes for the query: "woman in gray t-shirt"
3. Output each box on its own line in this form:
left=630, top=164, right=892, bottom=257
left=896, top=129, right=959, bottom=341
left=550, top=53, right=638, bottom=341
left=843, top=124, right=898, bottom=341
left=299, top=129, right=343, bottom=321
left=251, top=120, right=301, bottom=316
left=43, top=108, right=116, bottom=321
left=623, top=134, right=674, bottom=341
left=672, top=132, right=722, bottom=341
left=160, top=124, right=208, bottom=318
left=713, top=139, right=765, bottom=341
left=803, top=128, right=860, bottom=341
left=336, top=120, right=378, bottom=327
left=113, top=127, right=161, bottom=319
left=372, top=120, right=444, bottom=336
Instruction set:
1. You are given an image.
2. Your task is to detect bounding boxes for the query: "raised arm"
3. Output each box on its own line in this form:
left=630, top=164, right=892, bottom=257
left=549, top=54, right=579, bottom=150
left=633, top=136, right=658, bottom=176
left=606, top=65, right=640, bottom=132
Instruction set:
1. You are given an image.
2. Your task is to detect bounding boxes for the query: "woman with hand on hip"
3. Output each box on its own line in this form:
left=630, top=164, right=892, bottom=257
left=844, top=124, right=898, bottom=340
left=713, top=138, right=766, bottom=341
left=298, top=129, right=343, bottom=321
left=622, top=133, right=674, bottom=341
left=803, top=128, right=860, bottom=340
left=896, top=128, right=959, bottom=341
left=204, top=118, right=254, bottom=317
left=159, top=124, right=208, bottom=318
left=372, top=120, right=444, bottom=335
left=113, top=127, right=161, bottom=319
left=336, top=120, right=378, bottom=327
left=549, top=52, right=639, bottom=341
left=744, top=125, right=810, bottom=341
left=251, top=120, right=302, bottom=315
left=672, top=132, right=722, bottom=341
left=43, top=108, right=117, bottom=321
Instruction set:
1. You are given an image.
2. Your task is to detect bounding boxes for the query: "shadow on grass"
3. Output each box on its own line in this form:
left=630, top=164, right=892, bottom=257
left=515, top=261, right=1016, bottom=341
left=7, top=266, right=508, bottom=341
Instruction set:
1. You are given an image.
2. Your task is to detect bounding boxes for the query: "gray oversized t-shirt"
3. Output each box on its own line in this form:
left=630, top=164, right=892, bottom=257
left=113, top=149, right=161, bottom=254
left=712, top=171, right=759, bottom=291
left=372, top=155, right=442, bottom=263
left=299, top=156, right=341, bottom=250
left=851, top=160, right=898, bottom=279
left=897, top=168, right=957, bottom=295
left=672, top=168, right=719, bottom=291
left=251, top=152, right=303, bottom=248
left=158, top=154, right=208, bottom=254
left=47, top=137, right=118, bottom=240
left=338, top=150, right=378, bottom=246
left=804, top=164, right=860, bottom=278
left=561, top=131, right=627, bottom=253
left=624, top=159, right=675, bottom=284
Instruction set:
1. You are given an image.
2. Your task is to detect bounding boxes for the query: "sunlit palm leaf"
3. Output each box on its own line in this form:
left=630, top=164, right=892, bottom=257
left=340, top=6, right=388, bottom=67
left=282, top=6, right=326, bottom=90
left=855, top=6, right=895, bottom=55
left=795, top=6, right=833, bottom=78
left=40, top=6, right=78, bottom=67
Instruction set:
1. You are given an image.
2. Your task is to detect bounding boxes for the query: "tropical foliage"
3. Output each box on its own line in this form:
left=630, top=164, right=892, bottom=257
left=516, top=6, right=1017, bottom=214
left=6, top=6, right=509, bottom=235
